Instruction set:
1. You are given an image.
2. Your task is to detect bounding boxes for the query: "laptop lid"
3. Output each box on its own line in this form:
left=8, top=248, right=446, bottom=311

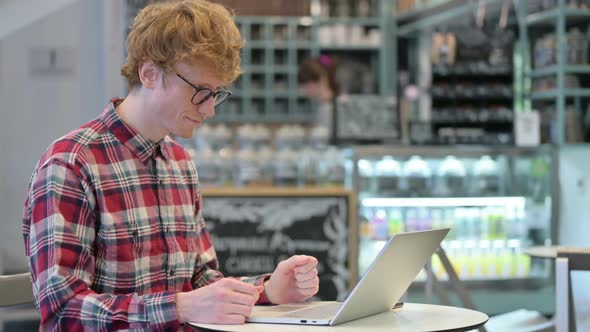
left=246, top=228, right=449, bottom=326
left=330, top=228, right=449, bottom=325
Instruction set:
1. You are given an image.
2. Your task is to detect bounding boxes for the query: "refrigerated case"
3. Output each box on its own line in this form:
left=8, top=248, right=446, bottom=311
left=350, top=145, right=556, bottom=316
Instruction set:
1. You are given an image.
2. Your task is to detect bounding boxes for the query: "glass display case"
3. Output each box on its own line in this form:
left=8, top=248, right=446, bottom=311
left=350, top=145, right=556, bottom=315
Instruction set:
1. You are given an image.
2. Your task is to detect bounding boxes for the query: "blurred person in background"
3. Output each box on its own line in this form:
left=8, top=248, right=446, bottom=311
left=298, top=55, right=340, bottom=144
left=298, top=55, right=370, bottom=145
left=22, top=1, right=318, bottom=331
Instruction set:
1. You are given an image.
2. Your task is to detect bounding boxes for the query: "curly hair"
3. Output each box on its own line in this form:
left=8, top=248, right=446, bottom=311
left=121, top=0, right=244, bottom=90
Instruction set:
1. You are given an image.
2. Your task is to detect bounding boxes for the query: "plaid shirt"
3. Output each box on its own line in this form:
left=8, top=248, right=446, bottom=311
left=22, top=99, right=270, bottom=331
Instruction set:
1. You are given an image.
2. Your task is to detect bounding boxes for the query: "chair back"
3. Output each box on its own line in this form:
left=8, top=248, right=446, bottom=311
left=0, top=273, right=34, bottom=307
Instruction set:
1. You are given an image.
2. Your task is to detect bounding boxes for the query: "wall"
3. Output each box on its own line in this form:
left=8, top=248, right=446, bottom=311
left=0, top=0, right=125, bottom=273
left=558, top=145, right=590, bottom=330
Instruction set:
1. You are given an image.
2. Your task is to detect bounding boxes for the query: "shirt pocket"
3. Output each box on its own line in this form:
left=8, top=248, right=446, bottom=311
left=96, top=220, right=164, bottom=292
left=174, top=216, right=201, bottom=266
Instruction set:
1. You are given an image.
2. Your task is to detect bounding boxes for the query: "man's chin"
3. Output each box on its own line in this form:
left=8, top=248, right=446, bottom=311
left=175, top=130, right=196, bottom=139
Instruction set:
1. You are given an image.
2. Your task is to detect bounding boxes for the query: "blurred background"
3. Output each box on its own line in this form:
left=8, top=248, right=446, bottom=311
left=1, top=0, right=590, bottom=331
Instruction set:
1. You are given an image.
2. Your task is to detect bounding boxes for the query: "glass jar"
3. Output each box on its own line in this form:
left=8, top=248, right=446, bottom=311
left=437, top=155, right=466, bottom=196
left=357, top=159, right=376, bottom=195
left=375, top=156, right=401, bottom=196
left=473, top=155, right=500, bottom=196
left=273, top=147, right=299, bottom=186
left=403, top=156, right=432, bottom=197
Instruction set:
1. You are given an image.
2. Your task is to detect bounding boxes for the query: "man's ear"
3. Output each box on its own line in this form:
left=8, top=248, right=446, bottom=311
left=138, top=61, right=162, bottom=89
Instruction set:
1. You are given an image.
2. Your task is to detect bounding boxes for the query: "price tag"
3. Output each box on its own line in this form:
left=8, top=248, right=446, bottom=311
left=515, top=111, right=540, bottom=147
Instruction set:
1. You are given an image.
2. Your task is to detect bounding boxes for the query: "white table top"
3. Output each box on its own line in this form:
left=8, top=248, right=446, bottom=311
left=190, top=303, right=489, bottom=332
left=524, top=246, right=559, bottom=259
left=524, top=245, right=590, bottom=259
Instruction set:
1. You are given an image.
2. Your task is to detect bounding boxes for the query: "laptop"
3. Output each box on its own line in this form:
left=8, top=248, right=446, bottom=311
left=246, top=228, right=450, bottom=326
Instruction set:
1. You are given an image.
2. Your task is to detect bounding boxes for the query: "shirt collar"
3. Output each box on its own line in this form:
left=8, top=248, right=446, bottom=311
left=100, top=98, right=169, bottom=164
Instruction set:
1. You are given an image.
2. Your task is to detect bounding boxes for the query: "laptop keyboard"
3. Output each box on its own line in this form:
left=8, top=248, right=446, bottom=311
left=281, top=303, right=343, bottom=319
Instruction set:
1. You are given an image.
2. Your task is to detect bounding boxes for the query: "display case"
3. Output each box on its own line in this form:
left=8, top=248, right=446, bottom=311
left=349, top=145, right=556, bottom=315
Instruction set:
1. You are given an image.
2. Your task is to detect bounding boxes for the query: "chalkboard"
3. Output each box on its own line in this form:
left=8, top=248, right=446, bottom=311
left=202, top=187, right=356, bottom=301
left=336, top=94, right=399, bottom=142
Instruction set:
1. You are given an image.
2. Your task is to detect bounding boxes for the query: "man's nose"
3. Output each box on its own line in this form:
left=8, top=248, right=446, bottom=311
left=199, top=98, right=216, bottom=119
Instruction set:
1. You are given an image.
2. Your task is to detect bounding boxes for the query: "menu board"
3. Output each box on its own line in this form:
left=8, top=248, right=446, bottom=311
left=202, top=187, right=356, bottom=301
left=336, top=94, right=399, bottom=142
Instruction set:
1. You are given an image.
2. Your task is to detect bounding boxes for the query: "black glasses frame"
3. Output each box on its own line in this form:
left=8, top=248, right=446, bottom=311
left=175, top=73, right=232, bottom=106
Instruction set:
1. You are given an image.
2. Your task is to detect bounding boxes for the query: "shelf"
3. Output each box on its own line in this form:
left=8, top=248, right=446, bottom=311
left=362, top=196, right=526, bottom=208
left=229, top=2, right=393, bottom=125
left=409, top=276, right=550, bottom=289
left=431, top=120, right=513, bottom=126
left=531, top=88, right=590, bottom=100
left=529, top=65, right=590, bottom=78
left=525, top=8, right=590, bottom=26
left=246, top=41, right=268, bottom=48
left=397, top=0, right=506, bottom=37
left=272, top=65, right=293, bottom=74
left=243, top=65, right=268, bottom=73
left=433, top=66, right=513, bottom=77
left=351, top=145, right=553, bottom=158
left=316, top=17, right=382, bottom=26
left=396, top=0, right=466, bottom=24
left=318, top=44, right=381, bottom=51
left=246, top=41, right=313, bottom=49
left=432, top=94, right=513, bottom=101
left=272, top=92, right=298, bottom=98
left=250, top=92, right=271, bottom=98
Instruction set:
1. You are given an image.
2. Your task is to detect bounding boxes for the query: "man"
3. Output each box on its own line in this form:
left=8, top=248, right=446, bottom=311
left=22, top=1, right=319, bottom=330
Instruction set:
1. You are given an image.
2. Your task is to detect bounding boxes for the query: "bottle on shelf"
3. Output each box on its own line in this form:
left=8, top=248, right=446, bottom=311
left=298, top=146, right=320, bottom=186
left=193, top=123, right=213, bottom=151
left=375, top=156, right=402, bottom=196
left=480, top=240, right=493, bottom=278
left=324, top=147, right=347, bottom=186
left=443, top=208, right=457, bottom=240
left=417, top=207, right=432, bottom=231
left=371, top=209, right=389, bottom=241
left=387, top=209, right=404, bottom=236
left=470, top=208, right=482, bottom=240
left=472, top=155, right=500, bottom=196
left=236, top=146, right=260, bottom=186
left=508, top=240, right=530, bottom=278
left=404, top=208, right=419, bottom=232
left=492, top=240, right=511, bottom=278
left=273, top=147, right=299, bottom=186
left=358, top=159, right=376, bottom=196
left=402, top=156, right=432, bottom=197
left=437, top=155, right=466, bottom=196
left=430, top=208, right=443, bottom=230
left=237, top=124, right=257, bottom=150
left=256, top=146, right=274, bottom=186
left=217, top=146, right=236, bottom=186
left=195, top=146, right=221, bottom=187
left=464, top=240, right=479, bottom=279
left=454, top=208, right=467, bottom=240
left=211, top=124, right=233, bottom=150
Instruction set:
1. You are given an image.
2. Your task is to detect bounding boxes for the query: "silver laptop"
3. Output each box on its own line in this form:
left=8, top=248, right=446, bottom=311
left=247, top=228, right=450, bottom=326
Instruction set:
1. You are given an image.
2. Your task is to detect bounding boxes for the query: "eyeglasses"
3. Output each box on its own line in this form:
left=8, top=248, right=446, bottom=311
left=175, top=73, right=232, bottom=107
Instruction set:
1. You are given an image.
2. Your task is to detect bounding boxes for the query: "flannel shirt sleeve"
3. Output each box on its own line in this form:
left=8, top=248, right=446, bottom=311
left=190, top=189, right=273, bottom=304
left=23, top=159, right=180, bottom=331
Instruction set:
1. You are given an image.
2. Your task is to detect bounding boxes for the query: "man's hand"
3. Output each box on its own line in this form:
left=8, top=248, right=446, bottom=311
left=264, top=255, right=319, bottom=304
left=176, top=278, right=263, bottom=324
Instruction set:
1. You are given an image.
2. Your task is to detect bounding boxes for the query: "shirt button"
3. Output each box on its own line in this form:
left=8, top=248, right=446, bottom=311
left=169, top=269, right=175, bottom=276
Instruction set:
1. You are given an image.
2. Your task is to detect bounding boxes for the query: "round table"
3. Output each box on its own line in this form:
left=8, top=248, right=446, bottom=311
left=190, top=303, right=489, bottom=332
left=523, top=245, right=560, bottom=259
